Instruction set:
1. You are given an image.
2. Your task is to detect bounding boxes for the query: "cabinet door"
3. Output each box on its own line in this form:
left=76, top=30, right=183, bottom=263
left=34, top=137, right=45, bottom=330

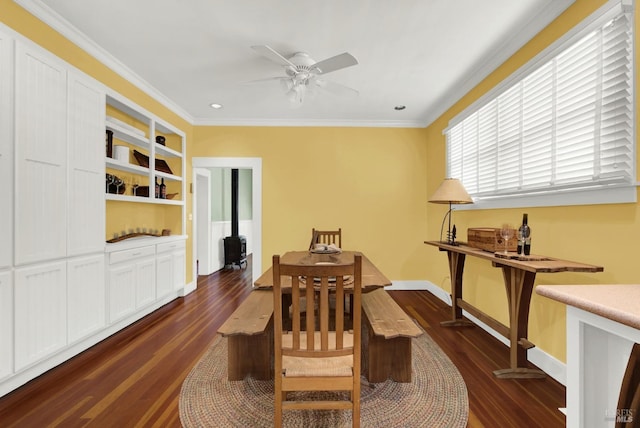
left=173, top=249, right=186, bottom=291
left=108, top=262, right=136, bottom=323
left=14, top=261, right=67, bottom=371
left=14, top=43, right=67, bottom=265
left=68, top=255, right=105, bottom=343
left=136, top=258, right=156, bottom=309
left=0, top=30, right=12, bottom=269
left=0, top=271, right=12, bottom=380
left=156, top=253, right=173, bottom=299
left=67, top=71, right=105, bottom=256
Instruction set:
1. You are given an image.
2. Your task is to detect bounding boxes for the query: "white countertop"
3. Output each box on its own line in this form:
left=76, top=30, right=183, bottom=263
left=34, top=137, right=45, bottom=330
left=536, top=284, right=640, bottom=330
left=105, top=234, right=188, bottom=252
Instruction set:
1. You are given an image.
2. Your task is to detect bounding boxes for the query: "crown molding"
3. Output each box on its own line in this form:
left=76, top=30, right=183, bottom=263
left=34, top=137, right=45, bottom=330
left=192, top=117, right=426, bottom=128
left=421, top=0, right=576, bottom=127
left=14, top=0, right=195, bottom=125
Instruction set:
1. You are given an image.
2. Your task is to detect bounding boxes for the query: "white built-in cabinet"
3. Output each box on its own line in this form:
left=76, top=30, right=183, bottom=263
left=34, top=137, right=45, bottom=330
left=0, top=28, right=12, bottom=270
left=0, top=26, right=187, bottom=398
left=67, top=71, right=106, bottom=257
left=107, top=238, right=185, bottom=322
left=14, top=261, right=67, bottom=371
left=107, top=245, right=157, bottom=323
left=156, top=240, right=186, bottom=298
left=0, top=271, right=12, bottom=380
left=67, top=255, right=105, bottom=344
left=0, top=28, right=13, bottom=383
left=14, top=43, right=68, bottom=266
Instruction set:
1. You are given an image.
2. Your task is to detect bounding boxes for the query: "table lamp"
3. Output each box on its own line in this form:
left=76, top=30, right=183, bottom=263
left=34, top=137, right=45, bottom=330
left=429, top=178, right=473, bottom=244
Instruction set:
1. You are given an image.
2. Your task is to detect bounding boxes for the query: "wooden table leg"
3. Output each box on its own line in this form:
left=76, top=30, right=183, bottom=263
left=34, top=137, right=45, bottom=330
left=492, top=266, right=545, bottom=379
left=440, top=250, right=474, bottom=327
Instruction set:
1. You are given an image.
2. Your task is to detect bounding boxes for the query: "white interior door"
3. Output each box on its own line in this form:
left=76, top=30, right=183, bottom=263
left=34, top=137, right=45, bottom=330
left=195, top=168, right=212, bottom=275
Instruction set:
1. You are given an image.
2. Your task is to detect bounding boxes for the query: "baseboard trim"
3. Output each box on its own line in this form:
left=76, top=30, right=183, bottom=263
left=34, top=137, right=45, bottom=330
left=182, top=280, right=197, bottom=296
left=393, top=280, right=567, bottom=386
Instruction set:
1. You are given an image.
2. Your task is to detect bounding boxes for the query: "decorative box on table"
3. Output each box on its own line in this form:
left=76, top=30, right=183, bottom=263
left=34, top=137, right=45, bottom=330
left=467, top=227, right=517, bottom=252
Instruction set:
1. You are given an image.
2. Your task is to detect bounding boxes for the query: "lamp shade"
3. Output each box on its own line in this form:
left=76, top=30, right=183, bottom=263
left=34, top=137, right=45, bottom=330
left=429, top=178, right=473, bottom=204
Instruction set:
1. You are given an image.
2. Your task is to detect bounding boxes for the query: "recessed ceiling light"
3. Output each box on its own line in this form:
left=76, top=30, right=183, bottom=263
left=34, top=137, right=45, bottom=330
left=394, top=105, right=406, bottom=111
left=210, top=103, right=223, bottom=109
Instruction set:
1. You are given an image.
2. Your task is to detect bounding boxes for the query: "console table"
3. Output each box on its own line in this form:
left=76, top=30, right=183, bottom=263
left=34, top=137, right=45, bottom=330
left=425, top=241, right=603, bottom=379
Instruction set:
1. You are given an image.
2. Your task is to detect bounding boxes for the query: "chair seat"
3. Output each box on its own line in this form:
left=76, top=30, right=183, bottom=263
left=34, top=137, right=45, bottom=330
left=282, top=331, right=354, bottom=377
left=283, top=356, right=353, bottom=377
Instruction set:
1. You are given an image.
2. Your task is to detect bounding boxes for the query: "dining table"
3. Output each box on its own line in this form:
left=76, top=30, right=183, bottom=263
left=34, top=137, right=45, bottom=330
left=254, top=250, right=392, bottom=291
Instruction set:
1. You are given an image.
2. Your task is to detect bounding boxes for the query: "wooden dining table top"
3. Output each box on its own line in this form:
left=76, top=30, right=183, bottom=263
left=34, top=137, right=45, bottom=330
left=254, top=250, right=392, bottom=291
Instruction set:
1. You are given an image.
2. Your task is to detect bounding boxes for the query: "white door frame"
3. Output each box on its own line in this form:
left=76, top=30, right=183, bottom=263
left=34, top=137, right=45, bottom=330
left=194, top=168, right=212, bottom=275
left=191, top=157, right=262, bottom=284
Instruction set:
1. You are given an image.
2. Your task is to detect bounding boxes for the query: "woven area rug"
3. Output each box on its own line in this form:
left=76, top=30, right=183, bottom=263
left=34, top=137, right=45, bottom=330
left=179, top=328, right=468, bottom=427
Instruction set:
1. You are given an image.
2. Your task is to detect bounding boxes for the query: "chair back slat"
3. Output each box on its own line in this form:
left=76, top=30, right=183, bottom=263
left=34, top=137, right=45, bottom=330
left=310, top=228, right=342, bottom=249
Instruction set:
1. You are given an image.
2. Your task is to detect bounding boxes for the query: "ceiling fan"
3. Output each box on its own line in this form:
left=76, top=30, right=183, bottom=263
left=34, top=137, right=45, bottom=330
left=249, top=45, right=359, bottom=107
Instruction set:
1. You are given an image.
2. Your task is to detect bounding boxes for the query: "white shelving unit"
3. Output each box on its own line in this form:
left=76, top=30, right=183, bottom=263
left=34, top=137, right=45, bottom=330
left=105, top=93, right=186, bottom=223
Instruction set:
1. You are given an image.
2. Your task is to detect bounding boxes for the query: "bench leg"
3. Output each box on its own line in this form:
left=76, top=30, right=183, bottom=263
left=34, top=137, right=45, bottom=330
left=226, top=319, right=273, bottom=381
left=363, top=319, right=413, bottom=383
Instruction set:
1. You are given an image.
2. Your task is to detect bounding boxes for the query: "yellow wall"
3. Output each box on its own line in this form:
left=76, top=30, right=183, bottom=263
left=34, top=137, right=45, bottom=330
left=5, top=0, right=638, bottom=364
left=425, top=0, right=640, bottom=362
left=193, top=126, right=428, bottom=279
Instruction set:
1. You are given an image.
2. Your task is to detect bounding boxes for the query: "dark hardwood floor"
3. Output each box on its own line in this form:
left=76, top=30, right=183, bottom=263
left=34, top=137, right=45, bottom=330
left=0, top=256, right=565, bottom=427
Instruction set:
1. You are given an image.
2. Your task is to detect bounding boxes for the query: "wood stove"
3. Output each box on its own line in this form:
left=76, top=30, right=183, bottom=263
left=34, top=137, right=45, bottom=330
left=224, top=169, right=247, bottom=269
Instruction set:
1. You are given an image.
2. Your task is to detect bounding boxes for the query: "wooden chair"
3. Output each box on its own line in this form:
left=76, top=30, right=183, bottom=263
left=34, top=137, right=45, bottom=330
left=272, top=253, right=362, bottom=427
left=310, top=228, right=342, bottom=250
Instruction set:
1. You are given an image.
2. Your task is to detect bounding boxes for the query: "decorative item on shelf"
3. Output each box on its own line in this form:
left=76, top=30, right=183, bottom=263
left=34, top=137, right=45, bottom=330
left=468, top=227, right=518, bottom=252
left=114, top=145, right=129, bottom=163
left=160, top=178, right=167, bottom=199
left=136, top=185, right=150, bottom=197
left=105, top=173, right=126, bottom=194
left=133, top=149, right=173, bottom=175
left=166, top=193, right=178, bottom=200
left=517, top=213, right=532, bottom=255
left=155, top=135, right=166, bottom=146
left=106, top=228, right=170, bottom=243
left=106, top=130, right=113, bottom=158
left=429, top=178, right=473, bottom=245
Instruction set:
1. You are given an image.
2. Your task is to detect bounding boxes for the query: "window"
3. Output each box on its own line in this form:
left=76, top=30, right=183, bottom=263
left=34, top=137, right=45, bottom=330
left=445, top=1, right=635, bottom=209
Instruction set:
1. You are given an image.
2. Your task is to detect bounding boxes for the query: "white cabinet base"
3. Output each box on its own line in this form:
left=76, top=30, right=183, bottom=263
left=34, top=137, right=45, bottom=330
left=14, top=261, right=67, bottom=371
left=0, top=271, right=12, bottom=380
left=566, top=306, right=640, bottom=428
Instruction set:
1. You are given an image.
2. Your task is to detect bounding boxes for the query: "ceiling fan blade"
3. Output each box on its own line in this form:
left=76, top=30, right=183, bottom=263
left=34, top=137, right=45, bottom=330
left=311, top=52, right=358, bottom=75
left=242, top=76, right=286, bottom=85
left=251, top=45, right=296, bottom=68
left=314, top=79, right=359, bottom=98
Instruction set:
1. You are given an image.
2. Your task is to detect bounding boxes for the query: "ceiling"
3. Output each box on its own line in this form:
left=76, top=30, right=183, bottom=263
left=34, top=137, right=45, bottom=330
left=20, top=0, right=574, bottom=127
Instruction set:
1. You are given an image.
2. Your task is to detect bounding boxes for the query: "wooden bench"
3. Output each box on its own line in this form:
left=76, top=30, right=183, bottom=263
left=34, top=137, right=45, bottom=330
left=361, top=288, right=422, bottom=382
left=218, top=289, right=274, bottom=381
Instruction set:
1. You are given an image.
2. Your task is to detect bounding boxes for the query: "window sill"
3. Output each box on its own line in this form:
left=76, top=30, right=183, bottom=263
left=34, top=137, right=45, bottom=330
left=456, top=184, right=638, bottom=211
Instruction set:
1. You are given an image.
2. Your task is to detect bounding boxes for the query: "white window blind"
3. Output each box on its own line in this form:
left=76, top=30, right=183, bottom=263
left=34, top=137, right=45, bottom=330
left=445, top=3, right=634, bottom=207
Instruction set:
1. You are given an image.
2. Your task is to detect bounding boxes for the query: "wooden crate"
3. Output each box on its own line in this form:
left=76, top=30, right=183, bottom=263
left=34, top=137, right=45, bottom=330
left=467, top=227, right=517, bottom=252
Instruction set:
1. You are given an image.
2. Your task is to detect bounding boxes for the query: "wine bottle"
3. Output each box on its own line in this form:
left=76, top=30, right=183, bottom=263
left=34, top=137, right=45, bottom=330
left=160, top=178, right=166, bottom=199
left=155, top=177, right=160, bottom=198
left=517, top=214, right=531, bottom=255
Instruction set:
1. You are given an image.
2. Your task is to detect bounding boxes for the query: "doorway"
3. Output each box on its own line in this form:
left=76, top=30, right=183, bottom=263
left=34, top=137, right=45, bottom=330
left=192, top=157, right=262, bottom=284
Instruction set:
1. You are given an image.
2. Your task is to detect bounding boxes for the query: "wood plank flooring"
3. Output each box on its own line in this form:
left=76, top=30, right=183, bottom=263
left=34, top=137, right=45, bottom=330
left=0, top=256, right=566, bottom=427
